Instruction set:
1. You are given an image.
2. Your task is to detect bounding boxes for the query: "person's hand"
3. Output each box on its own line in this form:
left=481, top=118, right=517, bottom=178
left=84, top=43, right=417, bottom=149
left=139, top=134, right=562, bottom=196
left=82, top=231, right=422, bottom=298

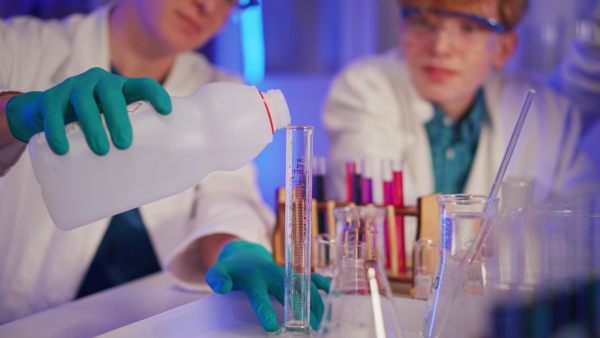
left=205, top=240, right=331, bottom=332
left=5, top=67, right=171, bottom=155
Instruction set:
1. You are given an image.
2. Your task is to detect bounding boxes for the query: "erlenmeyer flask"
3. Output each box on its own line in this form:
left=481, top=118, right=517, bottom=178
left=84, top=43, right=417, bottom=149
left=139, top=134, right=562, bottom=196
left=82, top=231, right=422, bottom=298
left=318, top=206, right=405, bottom=338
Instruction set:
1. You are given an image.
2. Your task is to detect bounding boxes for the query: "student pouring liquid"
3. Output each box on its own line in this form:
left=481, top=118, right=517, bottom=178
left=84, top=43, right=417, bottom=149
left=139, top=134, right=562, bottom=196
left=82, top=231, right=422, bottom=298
left=0, top=0, right=329, bottom=331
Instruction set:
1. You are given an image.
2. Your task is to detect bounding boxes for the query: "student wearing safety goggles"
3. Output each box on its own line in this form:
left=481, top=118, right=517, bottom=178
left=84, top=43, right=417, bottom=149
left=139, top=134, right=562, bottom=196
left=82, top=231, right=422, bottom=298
left=324, top=0, right=597, bottom=217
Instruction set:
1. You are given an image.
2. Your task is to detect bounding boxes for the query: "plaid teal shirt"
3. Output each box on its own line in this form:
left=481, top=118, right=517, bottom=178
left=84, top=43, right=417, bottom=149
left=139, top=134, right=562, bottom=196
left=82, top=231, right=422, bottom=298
left=424, top=89, right=486, bottom=194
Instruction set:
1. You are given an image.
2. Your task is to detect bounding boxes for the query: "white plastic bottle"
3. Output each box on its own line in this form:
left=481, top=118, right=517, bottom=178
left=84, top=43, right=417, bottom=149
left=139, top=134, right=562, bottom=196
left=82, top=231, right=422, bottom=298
left=28, top=82, right=291, bottom=230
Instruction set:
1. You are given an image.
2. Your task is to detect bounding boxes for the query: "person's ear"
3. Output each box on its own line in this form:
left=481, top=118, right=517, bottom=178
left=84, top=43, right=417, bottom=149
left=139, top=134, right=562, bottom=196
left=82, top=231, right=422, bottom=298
left=491, top=31, right=517, bottom=68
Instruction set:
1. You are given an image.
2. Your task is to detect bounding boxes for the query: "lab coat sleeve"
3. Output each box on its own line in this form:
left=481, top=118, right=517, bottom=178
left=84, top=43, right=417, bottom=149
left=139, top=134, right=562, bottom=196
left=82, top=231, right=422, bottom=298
left=550, top=2, right=600, bottom=125
left=550, top=104, right=599, bottom=198
left=0, top=16, right=75, bottom=175
left=0, top=19, right=17, bottom=91
left=323, top=60, right=404, bottom=201
left=0, top=16, right=74, bottom=92
left=0, top=143, right=26, bottom=177
left=163, top=163, right=275, bottom=291
left=0, top=19, right=28, bottom=174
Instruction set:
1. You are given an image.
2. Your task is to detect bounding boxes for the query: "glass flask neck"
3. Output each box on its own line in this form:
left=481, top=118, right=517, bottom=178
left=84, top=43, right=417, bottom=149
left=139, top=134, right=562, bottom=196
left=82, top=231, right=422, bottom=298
left=334, top=206, right=386, bottom=265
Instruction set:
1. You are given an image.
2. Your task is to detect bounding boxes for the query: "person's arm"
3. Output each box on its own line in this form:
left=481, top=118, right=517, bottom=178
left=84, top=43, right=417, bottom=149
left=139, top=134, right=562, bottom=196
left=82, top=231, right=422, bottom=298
left=163, top=164, right=275, bottom=287
left=172, top=233, right=239, bottom=276
left=550, top=104, right=599, bottom=197
left=4, top=68, right=172, bottom=156
left=0, top=68, right=172, bottom=177
left=0, top=91, right=23, bottom=144
left=204, top=240, right=331, bottom=332
left=163, top=165, right=330, bottom=332
left=0, top=91, right=27, bottom=176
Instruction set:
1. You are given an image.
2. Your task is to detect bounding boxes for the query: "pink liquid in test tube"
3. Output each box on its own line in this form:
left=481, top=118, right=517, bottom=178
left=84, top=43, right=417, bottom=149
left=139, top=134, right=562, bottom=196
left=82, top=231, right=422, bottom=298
left=382, top=159, right=393, bottom=269
left=345, top=159, right=355, bottom=203
left=361, top=158, right=373, bottom=204
left=392, top=159, right=406, bottom=274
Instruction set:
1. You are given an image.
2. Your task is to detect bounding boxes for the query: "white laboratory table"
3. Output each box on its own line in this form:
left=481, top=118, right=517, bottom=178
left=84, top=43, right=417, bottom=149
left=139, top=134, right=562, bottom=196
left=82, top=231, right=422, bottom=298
left=0, top=273, right=427, bottom=337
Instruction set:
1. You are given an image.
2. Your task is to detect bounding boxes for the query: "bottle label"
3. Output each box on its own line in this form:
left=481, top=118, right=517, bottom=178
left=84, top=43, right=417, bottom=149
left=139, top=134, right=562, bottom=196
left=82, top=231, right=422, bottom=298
left=126, top=101, right=149, bottom=114
left=33, top=101, right=149, bottom=143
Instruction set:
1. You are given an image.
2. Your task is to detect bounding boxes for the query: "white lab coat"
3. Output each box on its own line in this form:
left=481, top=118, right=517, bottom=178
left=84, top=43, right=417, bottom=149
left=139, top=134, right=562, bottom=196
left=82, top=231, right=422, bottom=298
left=551, top=1, right=600, bottom=130
left=324, top=50, right=597, bottom=208
left=0, top=6, right=274, bottom=324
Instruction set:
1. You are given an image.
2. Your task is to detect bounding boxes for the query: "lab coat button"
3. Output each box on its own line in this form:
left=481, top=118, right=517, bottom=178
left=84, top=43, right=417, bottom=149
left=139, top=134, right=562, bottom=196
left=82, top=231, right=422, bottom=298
left=446, top=149, right=455, bottom=159
left=443, top=116, right=453, bottom=126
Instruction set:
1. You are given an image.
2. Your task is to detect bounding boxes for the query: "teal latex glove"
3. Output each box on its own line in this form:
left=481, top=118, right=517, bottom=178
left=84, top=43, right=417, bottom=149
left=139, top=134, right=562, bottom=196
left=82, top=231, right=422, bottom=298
left=6, top=67, right=171, bottom=155
left=205, top=241, right=331, bottom=332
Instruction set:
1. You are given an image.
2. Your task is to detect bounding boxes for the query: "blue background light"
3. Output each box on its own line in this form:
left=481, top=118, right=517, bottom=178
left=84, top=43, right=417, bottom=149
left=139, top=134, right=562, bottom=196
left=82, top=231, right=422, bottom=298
left=239, top=3, right=265, bottom=85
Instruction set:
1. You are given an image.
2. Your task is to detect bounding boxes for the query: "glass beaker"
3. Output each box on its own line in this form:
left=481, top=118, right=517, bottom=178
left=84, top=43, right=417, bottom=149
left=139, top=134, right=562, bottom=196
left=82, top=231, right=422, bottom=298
left=314, top=234, right=336, bottom=279
left=318, top=206, right=405, bottom=338
left=414, top=237, right=438, bottom=301
left=527, top=200, right=600, bottom=336
left=421, top=194, right=499, bottom=338
left=488, top=192, right=600, bottom=337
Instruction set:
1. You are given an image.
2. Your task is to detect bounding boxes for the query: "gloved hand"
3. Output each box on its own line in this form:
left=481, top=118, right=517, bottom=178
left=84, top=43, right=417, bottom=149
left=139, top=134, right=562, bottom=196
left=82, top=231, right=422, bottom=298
left=5, top=67, right=171, bottom=155
left=205, top=240, right=331, bottom=332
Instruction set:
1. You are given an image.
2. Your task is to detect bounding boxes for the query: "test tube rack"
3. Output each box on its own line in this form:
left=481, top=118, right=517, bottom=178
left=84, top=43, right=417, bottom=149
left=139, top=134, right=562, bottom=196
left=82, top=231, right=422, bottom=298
left=272, top=188, right=440, bottom=285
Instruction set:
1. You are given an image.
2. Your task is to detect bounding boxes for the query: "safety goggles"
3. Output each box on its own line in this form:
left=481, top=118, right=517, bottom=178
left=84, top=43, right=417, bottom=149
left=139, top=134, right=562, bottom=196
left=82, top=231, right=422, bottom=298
left=402, top=7, right=507, bottom=33
left=401, top=7, right=507, bottom=49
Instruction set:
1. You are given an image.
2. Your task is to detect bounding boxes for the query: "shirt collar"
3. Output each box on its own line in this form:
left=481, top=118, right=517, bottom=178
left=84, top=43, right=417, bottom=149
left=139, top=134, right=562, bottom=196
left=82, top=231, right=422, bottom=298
left=430, top=88, right=486, bottom=137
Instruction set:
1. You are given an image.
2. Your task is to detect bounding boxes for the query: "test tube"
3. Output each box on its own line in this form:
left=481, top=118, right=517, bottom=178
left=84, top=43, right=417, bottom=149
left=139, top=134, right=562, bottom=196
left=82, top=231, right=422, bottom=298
left=361, top=158, right=373, bottom=205
left=382, top=159, right=393, bottom=269
left=353, top=157, right=363, bottom=205
left=392, top=159, right=406, bottom=274
left=382, top=159, right=393, bottom=206
left=345, top=159, right=355, bottom=203
left=273, top=125, right=315, bottom=337
left=314, top=156, right=327, bottom=234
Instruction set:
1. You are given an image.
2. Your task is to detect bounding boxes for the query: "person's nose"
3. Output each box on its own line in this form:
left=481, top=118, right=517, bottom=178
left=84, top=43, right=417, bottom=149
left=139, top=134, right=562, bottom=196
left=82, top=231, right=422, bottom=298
left=193, top=0, right=222, bottom=14
left=429, top=25, right=455, bottom=56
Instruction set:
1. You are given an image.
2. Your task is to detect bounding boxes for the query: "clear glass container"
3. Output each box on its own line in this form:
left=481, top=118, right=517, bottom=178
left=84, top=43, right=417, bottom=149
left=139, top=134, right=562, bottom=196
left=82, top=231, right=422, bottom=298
left=271, top=125, right=315, bottom=337
left=414, top=237, right=438, bottom=301
left=485, top=177, right=536, bottom=337
left=421, top=194, right=499, bottom=338
left=487, top=186, right=600, bottom=337
left=314, top=234, right=336, bottom=279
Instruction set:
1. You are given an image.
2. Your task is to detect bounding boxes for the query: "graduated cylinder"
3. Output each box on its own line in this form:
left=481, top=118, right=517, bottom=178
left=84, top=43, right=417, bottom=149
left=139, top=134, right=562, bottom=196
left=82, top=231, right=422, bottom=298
left=273, top=125, right=315, bottom=337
